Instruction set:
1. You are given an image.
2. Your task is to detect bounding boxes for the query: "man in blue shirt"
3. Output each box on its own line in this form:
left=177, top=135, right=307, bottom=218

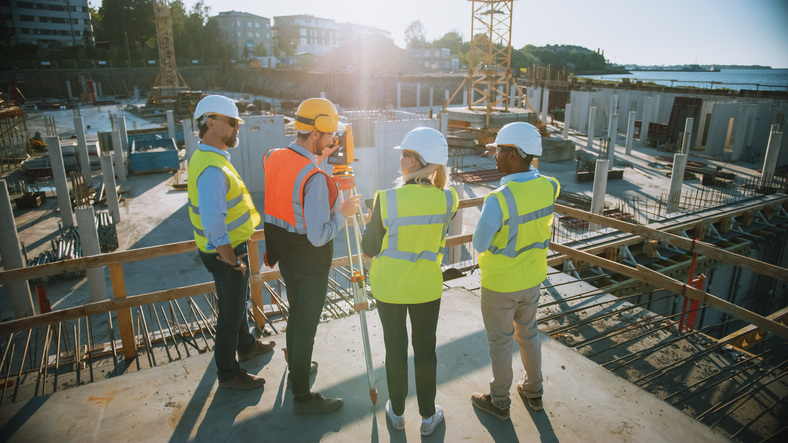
left=470, top=122, right=560, bottom=420
left=188, top=95, right=275, bottom=390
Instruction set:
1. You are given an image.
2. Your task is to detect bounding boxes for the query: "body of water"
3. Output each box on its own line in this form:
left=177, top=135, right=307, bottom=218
left=579, top=69, right=788, bottom=92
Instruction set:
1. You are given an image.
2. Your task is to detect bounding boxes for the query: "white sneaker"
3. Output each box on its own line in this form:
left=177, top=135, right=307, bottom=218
left=420, top=405, right=444, bottom=436
left=385, top=400, right=405, bottom=430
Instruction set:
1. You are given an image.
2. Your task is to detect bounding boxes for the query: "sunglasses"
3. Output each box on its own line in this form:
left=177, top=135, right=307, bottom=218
left=210, top=115, right=239, bottom=128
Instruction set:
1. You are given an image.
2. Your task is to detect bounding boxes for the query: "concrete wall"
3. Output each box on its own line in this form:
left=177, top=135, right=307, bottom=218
left=353, top=118, right=440, bottom=203
left=231, top=114, right=288, bottom=194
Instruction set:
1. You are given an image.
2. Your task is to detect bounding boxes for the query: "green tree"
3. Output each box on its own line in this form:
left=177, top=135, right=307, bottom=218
left=404, top=20, right=428, bottom=49
left=254, top=43, right=267, bottom=57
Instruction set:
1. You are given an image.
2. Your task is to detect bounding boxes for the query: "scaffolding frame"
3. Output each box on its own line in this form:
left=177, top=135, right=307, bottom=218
left=152, top=0, right=188, bottom=93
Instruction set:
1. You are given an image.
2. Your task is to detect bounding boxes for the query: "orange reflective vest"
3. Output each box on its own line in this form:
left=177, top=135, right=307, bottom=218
left=263, top=147, right=338, bottom=234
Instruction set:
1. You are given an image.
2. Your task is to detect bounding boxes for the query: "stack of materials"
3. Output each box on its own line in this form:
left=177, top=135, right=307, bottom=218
left=25, top=225, right=86, bottom=283
left=96, top=209, right=118, bottom=252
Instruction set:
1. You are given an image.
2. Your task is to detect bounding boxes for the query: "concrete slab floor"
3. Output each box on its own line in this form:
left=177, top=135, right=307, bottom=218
left=0, top=287, right=728, bottom=443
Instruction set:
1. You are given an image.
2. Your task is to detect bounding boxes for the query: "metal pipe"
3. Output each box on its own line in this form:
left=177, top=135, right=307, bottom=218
left=0, top=344, right=15, bottom=406
left=160, top=306, right=183, bottom=360
left=540, top=290, right=665, bottom=323
left=107, top=312, right=120, bottom=376
left=547, top=294, right=675, bottom=336
left=73, top=323, right=80, bottom=387
left=53, top=323, right=61, bottom=392
left=138, top=308, right=157, bottom=367
left=151, top=303, right=174, bottom=363
left=186, top=298, right=211, bottom=351
left=707, top=367, right=788, bottom=427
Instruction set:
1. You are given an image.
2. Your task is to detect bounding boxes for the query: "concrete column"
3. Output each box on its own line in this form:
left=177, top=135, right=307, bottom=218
left=625, top=111, right=636, bottom=155
left=667, top=154, right=688, bottom=213
left=319, top=92, right=326, bottom=99
left=397, top=83, right=402, bottom=109
left=111, top=128, right=126, bottom=181
left=74, top=116, right=92, bottom=186
left=762, top=125, right=784, bottom=186
left=97, top=82, right=103, bottom=98
left=642, top=97, right=652, bottom=145
left=681, top=118, right=694, bottom=154
left=448, top=182, right=464, bottom=264
left=134, top=86, right=139, bottom=101
left=541, top=89, right=550, bottom=124
left=182, top=119, right=197, bottom=166
left=416, top=82, right=421, bottom=108
left=75, top=206, right=109, bottom=302
left=563, top=103, right=572, bottom=140
left=440, top=112, right=449, bottom=139
left=45, top=136, right=74, bottom=227
left=607, top=112, right=619, bottom=169
left=429, top=87, right=434, bottom=109
left=118, top=116, right=129, bottom=156
left=0, top=180, right=35, bottom=318
left=587, top=107, right=597, bottom=151
left=462, top=90, right=468, bottom=107
left=445, top=90, right=450, bottom=106
left=100, top=154, right=121, bottom=223
left=509, top=87, right=516, bottom=108
left=66, top=81, right=73, bottom=100
left=589, top=159, right=609, bottom=231
left=166, top=110, right=176, bottom=141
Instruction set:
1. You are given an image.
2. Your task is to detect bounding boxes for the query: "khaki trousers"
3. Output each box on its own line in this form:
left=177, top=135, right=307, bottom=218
left=481, top=284, right=543, bottom=409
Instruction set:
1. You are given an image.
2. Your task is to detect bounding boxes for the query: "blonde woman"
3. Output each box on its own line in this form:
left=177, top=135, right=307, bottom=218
left=362, top=127, right=458, bottom=436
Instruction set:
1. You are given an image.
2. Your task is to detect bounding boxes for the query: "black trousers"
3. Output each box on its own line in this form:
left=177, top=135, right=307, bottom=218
left=377, top=297, right=441, bottom=418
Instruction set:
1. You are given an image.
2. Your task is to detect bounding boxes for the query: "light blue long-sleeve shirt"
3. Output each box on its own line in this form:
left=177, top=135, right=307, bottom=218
left=195, top=143, right=233, bottom=251
left=288, top=142, right=346, bottom=247
left=472, top=168, right=542, bottom=253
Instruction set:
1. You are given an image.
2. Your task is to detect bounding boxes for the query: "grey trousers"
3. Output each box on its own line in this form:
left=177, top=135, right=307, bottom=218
left=481, top=284, right=543, bottom=409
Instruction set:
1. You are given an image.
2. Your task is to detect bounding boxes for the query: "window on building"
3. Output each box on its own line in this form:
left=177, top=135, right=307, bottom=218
left=300, top=37, right=306, bottom=44
left=255, top=32, right=260, bottom=38
left=246, top=41, right=253, bottom=48
left=267, top=33, right=270, bottom=38
left=255, top=22, right=260, bottom=28
left=237, top=31, right=241, bottom=37
left=19, top=15, right=34, bottom=21
left=48, top=4, right=65, bottom=11
left=16, top=2, right=34, bottom=9
left=247, top=32, right=252, bottom=37
left=247, top=21, right=252, bottom=28
left=51, top=17, right=67, bottom=24
left=236, top=20, right=241, bottom=27
left=59, top=30, right=69, bottom=36
left=299, top=28, right=306, bottom=36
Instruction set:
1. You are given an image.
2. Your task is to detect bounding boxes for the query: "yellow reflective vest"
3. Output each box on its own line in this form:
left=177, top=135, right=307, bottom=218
left=370, top=185, right=459, bottom=304
left=479, top=175, right=560, bottom=293
left=187, top=148, right=261, bottom=253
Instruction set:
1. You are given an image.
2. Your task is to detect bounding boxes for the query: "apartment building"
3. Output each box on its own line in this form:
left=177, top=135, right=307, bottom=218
left=1, top=0, right=94, bottom=47
left=212, top=11, right=272, bottom=61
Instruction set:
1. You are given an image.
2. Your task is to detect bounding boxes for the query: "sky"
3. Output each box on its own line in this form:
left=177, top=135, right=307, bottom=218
left=196, top=0, right=788, bottom=68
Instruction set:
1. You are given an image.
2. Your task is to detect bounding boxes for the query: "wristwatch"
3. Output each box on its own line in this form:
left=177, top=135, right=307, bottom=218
left=235, top=257, right=241, bottom=267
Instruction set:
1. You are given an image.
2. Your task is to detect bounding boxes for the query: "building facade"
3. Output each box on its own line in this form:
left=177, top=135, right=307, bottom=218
left=272, top=14, right=340, bottom=57
left=212, top=11, right=272, bottom=61
left=1, top=0, right=94, bottom=47
left=338, top=22, right=392, bottom=46
left=407, top=48, right=459, bottom=71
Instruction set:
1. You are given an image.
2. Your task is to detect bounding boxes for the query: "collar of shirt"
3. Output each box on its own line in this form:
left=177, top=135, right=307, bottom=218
left=289, top=141, right=317, bottom=164
left=501, top=168, right=540, bottom=186
left=198, top=143, right=231, bottom=161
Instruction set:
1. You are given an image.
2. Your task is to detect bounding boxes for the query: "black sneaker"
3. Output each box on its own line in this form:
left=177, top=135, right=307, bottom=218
left=292, top=392, right=343, bottom=415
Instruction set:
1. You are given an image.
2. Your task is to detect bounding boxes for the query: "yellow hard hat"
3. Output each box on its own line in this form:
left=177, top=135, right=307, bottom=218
left=295, top=98, right=339, bottom=132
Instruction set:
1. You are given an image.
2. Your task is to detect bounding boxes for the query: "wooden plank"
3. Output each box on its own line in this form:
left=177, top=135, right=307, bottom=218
left=550, top=243, right=788, bottom=340
left=0, top=229, right=268, bottom=283
left=109, top=263, right=136, bottom=360
left=718, top=306, right=788, bottom=349
left=554, top=203, right=788, bottom=282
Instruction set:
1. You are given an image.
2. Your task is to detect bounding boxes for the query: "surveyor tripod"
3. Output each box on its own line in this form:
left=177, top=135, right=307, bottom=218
left=330, top=127, right=378, bottom=405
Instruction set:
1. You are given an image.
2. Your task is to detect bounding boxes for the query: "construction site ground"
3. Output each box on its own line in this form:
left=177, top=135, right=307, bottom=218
left=0, top=282, right=729, bottom=443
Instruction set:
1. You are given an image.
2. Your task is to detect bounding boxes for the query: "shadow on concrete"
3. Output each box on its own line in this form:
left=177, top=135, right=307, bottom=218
left=522, top=399, right=558, bottom=443
left=473, top=409, right=518, bottom=442
left=0, top=395, right=50, bottom=440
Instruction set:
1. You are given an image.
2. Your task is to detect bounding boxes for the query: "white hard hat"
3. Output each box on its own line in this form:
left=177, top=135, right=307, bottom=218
left=487, top=122, right=542, bottom=157
left=394, top=127, right=449, bottom=165
left=194, top=95, right=245, bottom=125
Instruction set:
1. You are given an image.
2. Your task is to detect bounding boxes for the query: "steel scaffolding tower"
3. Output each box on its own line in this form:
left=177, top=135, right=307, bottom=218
left=152, top=0, right=188, bottom=94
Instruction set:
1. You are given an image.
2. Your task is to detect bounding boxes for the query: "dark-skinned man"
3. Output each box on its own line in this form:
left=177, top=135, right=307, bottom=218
left=469, top=122, right=560, bottom=419
left=188, top=95, right=275, bottom=390
left=263, top=98, right=361, bottom=414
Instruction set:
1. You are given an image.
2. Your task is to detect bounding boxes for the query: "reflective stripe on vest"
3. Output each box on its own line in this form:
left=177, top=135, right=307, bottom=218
left=378, top=188, right=456, bottom=262
left=263, top=147, right=338, bottom=234
left=187, top=149, right=261, bottom=253
left=479, top=175, right=560, bottom=293
left=370, top=185, right=459, bottom=304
